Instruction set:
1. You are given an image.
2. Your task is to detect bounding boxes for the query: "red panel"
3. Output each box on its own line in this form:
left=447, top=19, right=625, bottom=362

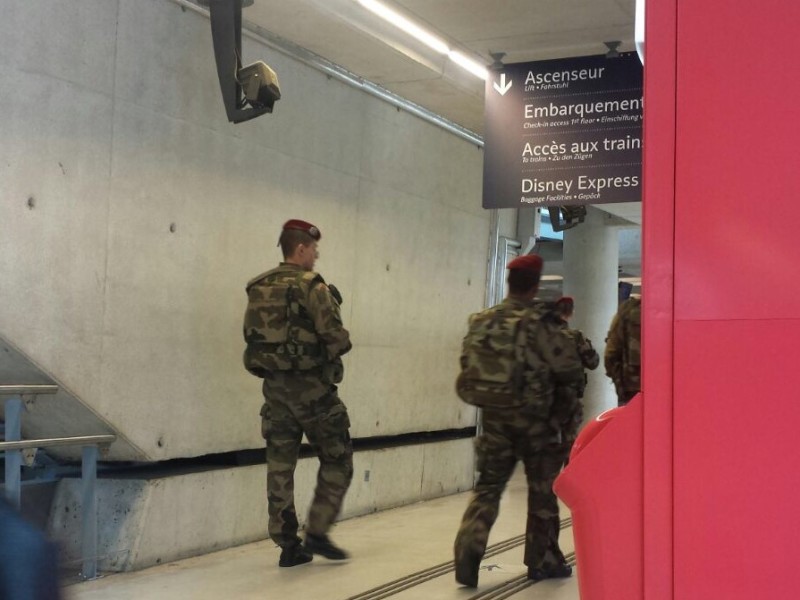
left=554, top=399, right=642, bottom=600
left=674, top=0, right=800, bottom=321
left=641, top=0, right=677, bottom=598
left=672, top=4, right=800, bottom=596
left=674, top=320, right=800, bottom=599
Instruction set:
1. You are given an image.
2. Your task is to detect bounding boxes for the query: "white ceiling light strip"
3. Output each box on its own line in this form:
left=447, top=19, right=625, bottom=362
left=356, top=0, right=488, bottom=80
left=357, top=0, right=450, bottom=54
left=448, top=50, right=489, bottom=80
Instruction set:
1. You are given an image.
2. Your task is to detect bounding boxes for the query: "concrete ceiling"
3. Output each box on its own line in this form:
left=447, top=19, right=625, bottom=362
left=197, top=0, right=643, bottom=232
left=239, top=0, right=638, bottom=136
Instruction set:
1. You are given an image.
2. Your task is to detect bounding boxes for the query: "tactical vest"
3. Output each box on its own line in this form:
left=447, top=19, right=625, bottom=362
left=243, top=268, right=326, bottom=376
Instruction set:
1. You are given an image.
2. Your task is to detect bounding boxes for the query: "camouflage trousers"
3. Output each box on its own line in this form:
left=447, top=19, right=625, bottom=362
left=454, top=408, right=568, bottom=571
left=617, top=389, right=639, bottom=407
left=261, top=374, right=353, bottom=549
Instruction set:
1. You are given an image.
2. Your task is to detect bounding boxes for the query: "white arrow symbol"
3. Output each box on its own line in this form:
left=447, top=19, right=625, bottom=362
left=493, top=73, right=512, bottom=95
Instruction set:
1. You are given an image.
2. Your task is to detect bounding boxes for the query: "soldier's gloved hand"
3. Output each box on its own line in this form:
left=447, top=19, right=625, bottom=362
left=328, top=284, right=343, bottom=305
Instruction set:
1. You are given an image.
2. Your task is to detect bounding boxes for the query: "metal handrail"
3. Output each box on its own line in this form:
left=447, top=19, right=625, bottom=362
left=2, top=387, right=112, bottom=580
left=0, top=384, right=58, bottom=396
left=0, top=435, right=116, bottom=451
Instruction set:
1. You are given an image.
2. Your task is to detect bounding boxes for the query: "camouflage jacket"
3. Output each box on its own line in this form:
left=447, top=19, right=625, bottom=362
left=560, top=324, right=600, bottom=371
left=604, top=297, right=641, bottom=393
left=243, top=263, right=351, bottom=377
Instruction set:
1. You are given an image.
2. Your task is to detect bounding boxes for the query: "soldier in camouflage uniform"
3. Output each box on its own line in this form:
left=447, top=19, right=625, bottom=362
left=551, top=296, right=600, bottom=458
left=243, top=219, right=353, bottom=567
left=604, top=296, right=641, bottom=406
left=453, top=255, right=585, bottom=587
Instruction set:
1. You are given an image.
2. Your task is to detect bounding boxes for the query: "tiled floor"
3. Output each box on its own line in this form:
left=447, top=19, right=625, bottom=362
left=65, top=470, right=579, bottom=600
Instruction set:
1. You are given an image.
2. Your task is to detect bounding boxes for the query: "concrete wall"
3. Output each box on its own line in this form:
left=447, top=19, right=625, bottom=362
left=0, top=1, right=489, bottom=464
left=50, top=438, right=475, bottom=572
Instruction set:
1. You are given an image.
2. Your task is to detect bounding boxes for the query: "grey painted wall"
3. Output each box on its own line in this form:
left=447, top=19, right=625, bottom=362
left=0, top=0, right=490, bottom=461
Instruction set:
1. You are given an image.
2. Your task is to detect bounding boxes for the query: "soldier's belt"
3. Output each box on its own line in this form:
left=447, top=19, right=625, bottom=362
left=250, top=342, right=323, bottom=357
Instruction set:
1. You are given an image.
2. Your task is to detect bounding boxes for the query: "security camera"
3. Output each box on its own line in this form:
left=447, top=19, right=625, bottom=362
left=206, top=0, right=277, bottom=123
left=238, top=61, right=281, bottom=111
left=548, top=205, right=587, bottom=231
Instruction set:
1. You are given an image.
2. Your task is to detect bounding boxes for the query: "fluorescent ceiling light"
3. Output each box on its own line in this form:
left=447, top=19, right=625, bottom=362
left=356, top=0, right=489, bottom=79
left=448, top=50, right=488, bottom=80
left=357, top=0, right=450, bottom=55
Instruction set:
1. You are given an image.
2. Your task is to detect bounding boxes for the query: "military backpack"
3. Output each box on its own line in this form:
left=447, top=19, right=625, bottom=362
left=455, top=305, right=535, bottom=408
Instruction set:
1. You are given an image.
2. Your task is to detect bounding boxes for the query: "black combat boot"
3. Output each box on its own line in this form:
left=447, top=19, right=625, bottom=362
left=454, top=552, right=481, bottom=588
left=304, top=533, right=349, bottom=560
left=527, top=561, right=572, bottom=581
left=278, top=544, right=313, bottom=567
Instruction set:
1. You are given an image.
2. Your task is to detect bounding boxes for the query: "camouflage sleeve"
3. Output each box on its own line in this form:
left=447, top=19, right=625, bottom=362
left=573, top=330, right=600, bottom=370
left=604, top=307, right=626, bottom=386
left=307, top=281, right=352, bottom=360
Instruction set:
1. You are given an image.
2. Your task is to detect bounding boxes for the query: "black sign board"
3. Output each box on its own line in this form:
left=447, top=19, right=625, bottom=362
left=482, top=52, right=643, bottom=209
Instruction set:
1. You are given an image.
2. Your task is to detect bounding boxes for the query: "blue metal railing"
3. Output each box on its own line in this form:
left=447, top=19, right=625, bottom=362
left=1, top=384, right=115, bottom=580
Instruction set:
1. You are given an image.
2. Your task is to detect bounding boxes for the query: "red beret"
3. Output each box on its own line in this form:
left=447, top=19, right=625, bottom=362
left=282, top=219, right=321, bottom=241
left=555, top=296, right=574, bottom=308
left=507, top=254, right=543, bottom=274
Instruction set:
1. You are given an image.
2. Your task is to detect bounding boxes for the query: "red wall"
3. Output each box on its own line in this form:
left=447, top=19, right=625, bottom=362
left=646, top=0, right=800, bottom=598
